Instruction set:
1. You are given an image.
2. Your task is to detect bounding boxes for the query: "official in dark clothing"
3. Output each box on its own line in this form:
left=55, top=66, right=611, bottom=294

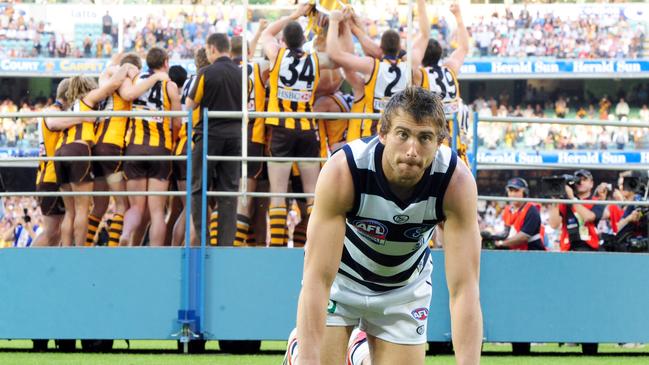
left=187, top=33, right=242, bottom=246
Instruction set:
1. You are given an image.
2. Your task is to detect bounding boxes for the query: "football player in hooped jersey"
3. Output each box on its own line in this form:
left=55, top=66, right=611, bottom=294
left=296, top=87, right=482, bottom=365
left=260, top=3, right=336, bottom=247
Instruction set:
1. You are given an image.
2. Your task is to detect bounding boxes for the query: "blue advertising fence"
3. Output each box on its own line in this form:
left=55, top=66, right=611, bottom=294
left=1, top=58, right=648, bottom=79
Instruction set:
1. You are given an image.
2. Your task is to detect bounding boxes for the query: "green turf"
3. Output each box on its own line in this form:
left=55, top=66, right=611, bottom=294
left=0, top=341, right=647, bottom=365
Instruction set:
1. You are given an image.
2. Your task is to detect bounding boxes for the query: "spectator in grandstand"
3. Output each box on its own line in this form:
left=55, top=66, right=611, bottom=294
left=548, top=169, right=606, bottom=252
left=641, top=105, right=649, bottom=123
left=493, top=178, right=544, bottom=251
left=0, top=211, right=39, bottom=248
left=102, top=11, right=113, bottom=36
left=616, top=97, right=630, bottom=120
left=187, top=33, right=241, bottom=247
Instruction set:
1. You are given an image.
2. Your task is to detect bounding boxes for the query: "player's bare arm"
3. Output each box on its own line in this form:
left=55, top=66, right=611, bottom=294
left=119, top=71, right=170, bottom=102
left=409, top=0, right=430, bottom=71
left=444, top=3, right=469, bottom=75
left=347, top=8, right=382, bottom=59
left=296, top=151, right=354, bottom=365
left=166, top=80, right=182, bottom=141
left=441, top=160, right=483, bottom=365
left=327, top=11, right=374, bottom=77
left=260, top=3, right=312, bottom=66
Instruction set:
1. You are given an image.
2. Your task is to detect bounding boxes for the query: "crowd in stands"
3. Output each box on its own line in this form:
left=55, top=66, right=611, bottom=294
left=473, top=87, right=649, bottom=150
left=0, top=98, right=49, bottom=149
left=467, top=8, right=646, bottom=58
left=0, top=3, right=647, bottom=59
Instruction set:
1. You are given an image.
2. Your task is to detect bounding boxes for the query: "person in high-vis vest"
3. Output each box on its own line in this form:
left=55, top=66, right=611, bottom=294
left=494, top=178, right=545, bottom=251
left=548, top=169, right=606, bottom=252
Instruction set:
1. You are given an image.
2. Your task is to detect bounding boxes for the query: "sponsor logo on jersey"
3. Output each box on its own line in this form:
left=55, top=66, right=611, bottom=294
left=404, top=225, right=434, bottom=240
left=353, top=219, right=388, bottom=245
left=278, top=88, right=312, bottom=102
left=393, top=214, right=409, bottom=224
left=412, top=308, right=429, bottom=321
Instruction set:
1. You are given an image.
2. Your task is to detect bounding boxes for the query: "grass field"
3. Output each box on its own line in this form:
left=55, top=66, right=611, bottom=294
left=0, top=340, right=647, bottom=365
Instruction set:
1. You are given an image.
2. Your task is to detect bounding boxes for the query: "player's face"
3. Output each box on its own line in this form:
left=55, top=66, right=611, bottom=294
left=379, top=112, right=439, bottom=187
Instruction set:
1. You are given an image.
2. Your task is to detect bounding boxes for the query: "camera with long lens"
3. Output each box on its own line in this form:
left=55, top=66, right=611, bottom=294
left=540, top=174, right=578, bottom=198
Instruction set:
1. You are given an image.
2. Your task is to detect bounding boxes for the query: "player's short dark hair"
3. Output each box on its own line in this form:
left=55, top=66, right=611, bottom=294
left=380, top=30, right=401, bottom=58
left=146, top=47, right=168, bottom=71
left=380, top=86, right=447, bottom=143
left=283, top=21, right=305, bottom=49
left=230, top=36, right=244, bottom=58
left=207, top=33, right=230, bottom=53
left=169, top=65, right=187, bottom=88
left=120, top=52, right=142, bottom=70
left=423, top=39, right=443, bottom=67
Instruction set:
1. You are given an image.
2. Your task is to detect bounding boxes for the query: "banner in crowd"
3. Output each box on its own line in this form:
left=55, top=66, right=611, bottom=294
left=459, top=59, right=649, bottom=79
left=474, top=150, right=649, bottom=165
left=0, top=59, right=196, bottom=77
left=1, top=58, right=648, bottom=78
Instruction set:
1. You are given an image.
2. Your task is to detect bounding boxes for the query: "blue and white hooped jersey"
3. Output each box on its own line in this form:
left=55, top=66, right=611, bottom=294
left=340, top=136, right=457, bottom=292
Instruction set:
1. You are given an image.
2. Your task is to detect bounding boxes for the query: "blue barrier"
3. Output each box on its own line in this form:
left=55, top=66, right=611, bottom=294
left=2, top=248, right=649, bottom=343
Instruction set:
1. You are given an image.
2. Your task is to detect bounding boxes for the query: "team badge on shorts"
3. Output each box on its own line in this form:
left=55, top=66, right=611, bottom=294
left=327, top=300, right=337, bottom=314
left=417, top=325, right=425, bottom=335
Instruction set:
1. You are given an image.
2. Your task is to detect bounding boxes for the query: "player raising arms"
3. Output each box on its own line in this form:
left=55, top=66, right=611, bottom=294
left=259, top=3, right=336, bottom=247
left=420, top=3, right=471, bottom=166
left=327, top=0, right=429, bottom=137
left=295, top=87, right=482, bottom=365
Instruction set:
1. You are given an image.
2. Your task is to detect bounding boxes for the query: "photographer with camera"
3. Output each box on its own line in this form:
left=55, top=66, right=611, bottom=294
left=1, top=206, right=40, bottom=248
left=613, top=171, right=649, bottom=252
left=548, top=170, right=606, bottom=252
left=492, top=178, right=545, bottom=250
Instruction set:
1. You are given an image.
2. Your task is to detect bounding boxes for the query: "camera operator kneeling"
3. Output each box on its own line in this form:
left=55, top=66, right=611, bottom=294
left=493, top=178, right=545, bottom=250
left=548, top=170, right=606, bottom=252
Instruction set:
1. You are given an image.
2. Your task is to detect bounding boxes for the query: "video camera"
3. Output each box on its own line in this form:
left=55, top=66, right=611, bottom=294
left=480, top=231, right=508, bottom=250
left=622, top=173, right=648, bottom=195
left=540, top=174, right=578, bottom=198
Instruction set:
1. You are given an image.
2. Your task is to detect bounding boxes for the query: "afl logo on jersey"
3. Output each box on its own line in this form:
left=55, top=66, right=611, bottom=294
left=353, top=219, right=387, bottom=245
left=393, top=214, right=409, bottom=224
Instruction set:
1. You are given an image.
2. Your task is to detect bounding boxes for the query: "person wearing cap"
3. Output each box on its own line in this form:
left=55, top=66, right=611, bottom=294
left=493, top=177, right=544, bottom=250
left=548, top=169, right=606, bottom=252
